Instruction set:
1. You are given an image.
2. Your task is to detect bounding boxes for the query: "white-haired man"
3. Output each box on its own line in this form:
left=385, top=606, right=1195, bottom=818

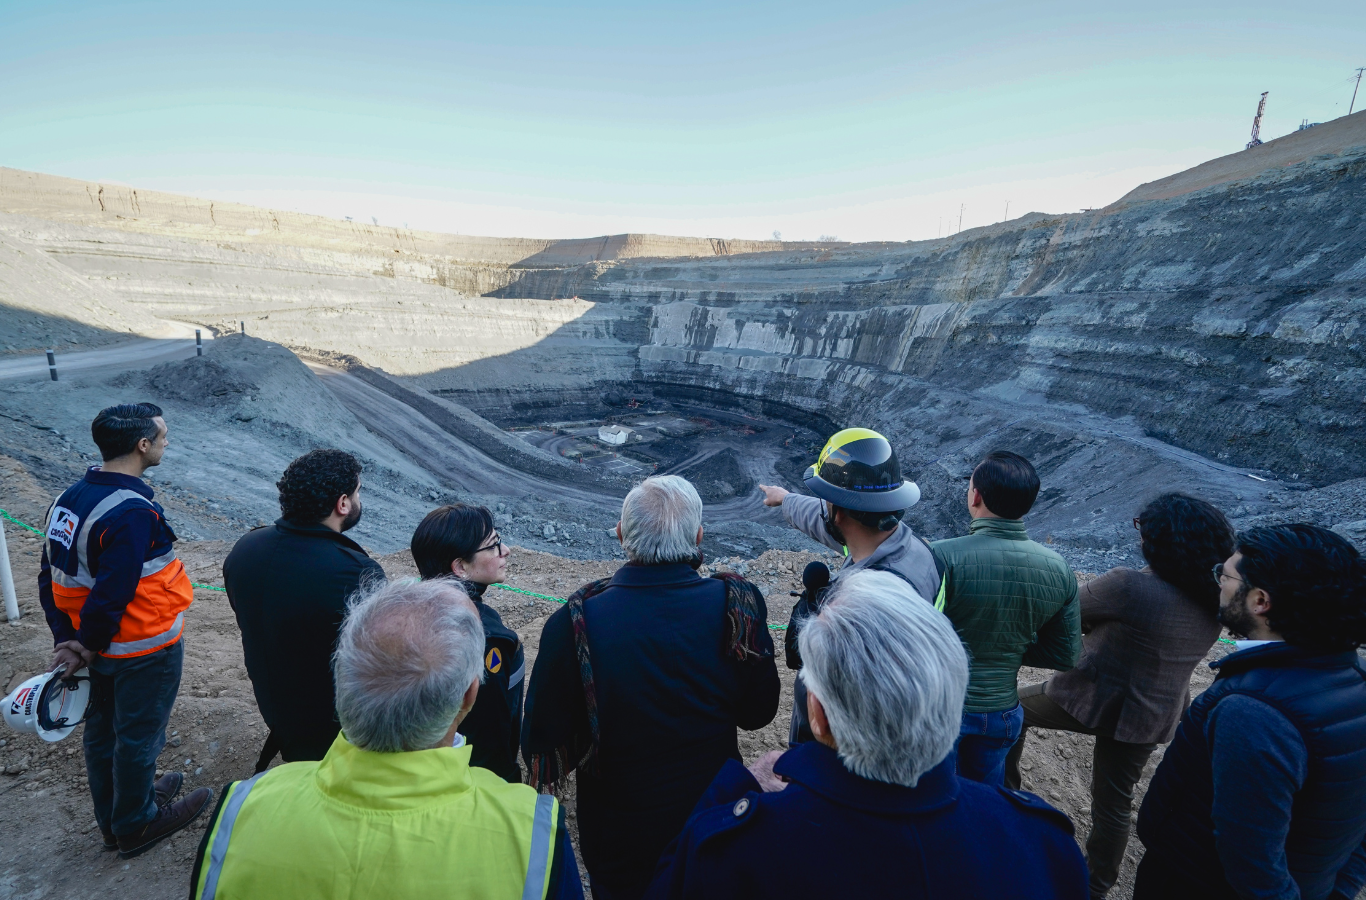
left=645, top=570, right=1088, bottom=900
left=189, top=579, right=583, bottom=899
left=523, top=475, right=780, bottom=900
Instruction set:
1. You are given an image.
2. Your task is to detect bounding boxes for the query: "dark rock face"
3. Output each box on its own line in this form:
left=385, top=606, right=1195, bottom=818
left=491, top=149, right=1366, bottom=486
left=145, top=356, right=257, bottom=403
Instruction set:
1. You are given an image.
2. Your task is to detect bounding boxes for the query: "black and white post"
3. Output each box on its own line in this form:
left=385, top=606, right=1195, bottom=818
left=46, top=349, right=57, bottom=381
left=196, top=329, right=203, bottom=356
left=0, top=517, right=19, bottom=623
left=240, top=320, right=245, bottom=334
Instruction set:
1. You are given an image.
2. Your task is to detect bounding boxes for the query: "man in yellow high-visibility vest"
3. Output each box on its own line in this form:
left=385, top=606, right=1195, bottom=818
left=189, top=578, right=583, bottom=899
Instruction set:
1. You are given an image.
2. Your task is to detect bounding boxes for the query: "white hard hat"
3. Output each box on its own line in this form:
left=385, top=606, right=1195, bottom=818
left=3, top=666, right=91, bottom=742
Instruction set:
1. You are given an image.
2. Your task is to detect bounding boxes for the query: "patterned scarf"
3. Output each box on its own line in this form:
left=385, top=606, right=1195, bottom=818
left=525, top=569, right=771, bottom=792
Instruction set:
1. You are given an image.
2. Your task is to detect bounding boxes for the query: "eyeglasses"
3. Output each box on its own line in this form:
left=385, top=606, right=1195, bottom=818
left=1132, top=517, right=1142, bottom=531
left=475, top=535, right=504, bottom=556
left=1211, top=563, right=1245, bottom=587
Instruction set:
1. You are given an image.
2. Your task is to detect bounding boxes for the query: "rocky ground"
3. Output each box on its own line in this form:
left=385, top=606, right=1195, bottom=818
left=0, top=507, right=1260, bottom=900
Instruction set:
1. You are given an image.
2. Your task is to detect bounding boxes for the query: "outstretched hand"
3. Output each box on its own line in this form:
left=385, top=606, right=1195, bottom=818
left=758, top=484, right=789, bottom=507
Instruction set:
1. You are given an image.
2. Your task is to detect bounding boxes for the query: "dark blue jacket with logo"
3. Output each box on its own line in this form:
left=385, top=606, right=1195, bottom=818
left=38, top=466, right=189, bottom=656
left=458, top=581, right=525, bottom=783
left=1138, top=642, right=1366, bottom=900
left=644, top=741, right=1087, bottom=900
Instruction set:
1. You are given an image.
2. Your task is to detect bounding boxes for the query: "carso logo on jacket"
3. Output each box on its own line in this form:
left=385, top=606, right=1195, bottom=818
left=47, top=508, right=79, bottom=550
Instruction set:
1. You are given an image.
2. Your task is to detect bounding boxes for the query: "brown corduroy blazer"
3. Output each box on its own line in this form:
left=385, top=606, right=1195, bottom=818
left=1043, top=566, right=1221, bottom=744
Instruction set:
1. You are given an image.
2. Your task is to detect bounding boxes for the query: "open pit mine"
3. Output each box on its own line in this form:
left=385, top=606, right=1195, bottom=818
left=0, top=111, right=1364, bottom=900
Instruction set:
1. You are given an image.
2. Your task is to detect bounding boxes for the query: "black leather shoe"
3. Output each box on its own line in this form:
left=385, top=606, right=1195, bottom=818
left=154, top=771, right=183, bottom=807
left=101, top=771, right=185, bottom=849
left=116, top=787, right=212, bottom=859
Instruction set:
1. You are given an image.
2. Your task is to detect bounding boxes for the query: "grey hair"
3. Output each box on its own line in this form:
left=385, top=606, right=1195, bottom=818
left=619, top=475, right=704, bottom=565
left=333, top=577, right=485, bottom=752
left=797, top=569, right=968, bottom=787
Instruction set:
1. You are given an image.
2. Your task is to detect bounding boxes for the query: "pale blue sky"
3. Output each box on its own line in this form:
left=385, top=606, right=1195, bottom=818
left=2, top=1, right=1362, bottom=241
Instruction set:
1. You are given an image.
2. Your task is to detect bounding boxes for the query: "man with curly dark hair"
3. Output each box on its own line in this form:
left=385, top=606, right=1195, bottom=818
left=223, top=449, right=384, bottom=767
left=1136, top=524, right=1366, bottom=900
left=1005, top=493, right=1234, bottom=898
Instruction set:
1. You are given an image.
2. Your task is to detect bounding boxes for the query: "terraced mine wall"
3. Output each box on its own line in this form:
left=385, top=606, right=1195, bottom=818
left=472, top=128, right=1366, bottom=486
left=2, top=114, right=1363, bottom=503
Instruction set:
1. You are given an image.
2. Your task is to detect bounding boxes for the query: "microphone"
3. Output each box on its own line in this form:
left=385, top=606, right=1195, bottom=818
left=802, top=561, right=831, bottom=605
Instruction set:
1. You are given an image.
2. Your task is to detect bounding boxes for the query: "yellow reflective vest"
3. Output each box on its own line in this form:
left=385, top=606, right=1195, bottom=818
left=191, top=734, right=560, bottom=900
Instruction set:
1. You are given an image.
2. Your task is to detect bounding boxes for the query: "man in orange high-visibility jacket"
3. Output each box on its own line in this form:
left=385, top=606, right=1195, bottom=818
left=39, top=403, right=212, bottom=859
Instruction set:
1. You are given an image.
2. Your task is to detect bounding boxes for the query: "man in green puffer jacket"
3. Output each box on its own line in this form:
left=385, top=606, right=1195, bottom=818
left=931, top=450, right=1080, bottom=787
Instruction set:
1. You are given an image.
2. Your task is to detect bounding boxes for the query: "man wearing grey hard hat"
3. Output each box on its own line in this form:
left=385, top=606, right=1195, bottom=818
left=760, top=427, right=942, bottom=745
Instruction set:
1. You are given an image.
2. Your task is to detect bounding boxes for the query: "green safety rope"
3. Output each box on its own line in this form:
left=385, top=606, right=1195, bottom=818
left=489, top=582, right=565, bottom=604
left=0, top=508, right=42, bottom=536
left=2, top=507, right=1239, bottom=637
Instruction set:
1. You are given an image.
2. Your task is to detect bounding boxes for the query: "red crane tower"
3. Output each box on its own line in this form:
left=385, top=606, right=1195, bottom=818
left=1246, top=92, right=1269, bottom=150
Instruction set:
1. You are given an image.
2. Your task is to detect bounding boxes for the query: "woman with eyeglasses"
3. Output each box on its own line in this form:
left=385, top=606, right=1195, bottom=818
left=1004, top=493, right=1235, bottom=899
left=410, top=504, right=524, bottom=782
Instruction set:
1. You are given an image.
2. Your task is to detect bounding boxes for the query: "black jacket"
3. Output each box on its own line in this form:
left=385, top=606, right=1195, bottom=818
left=223, top=519, right=385, bottom=762
left=459, top=582, right=526, bottom=783
left=522, top=563, right=780, bottom=899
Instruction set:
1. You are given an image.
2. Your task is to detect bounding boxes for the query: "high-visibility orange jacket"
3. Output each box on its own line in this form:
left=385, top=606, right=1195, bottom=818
left=38, top=466, right=192, bottom=658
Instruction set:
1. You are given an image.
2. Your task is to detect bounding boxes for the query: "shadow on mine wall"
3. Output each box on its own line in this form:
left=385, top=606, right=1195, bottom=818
left=372, top=310, right=1239, bottom=548
left=463, top=149, right=1366, bottom=487
left=0, top=304, right=143, bottom=357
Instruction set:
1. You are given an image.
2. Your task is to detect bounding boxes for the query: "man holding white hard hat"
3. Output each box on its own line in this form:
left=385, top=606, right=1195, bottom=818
left=30, top=403, right=211, bottom=858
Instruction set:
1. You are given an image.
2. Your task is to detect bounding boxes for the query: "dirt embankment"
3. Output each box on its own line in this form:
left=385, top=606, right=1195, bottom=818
left=0, top=521, right=1238, bottom=900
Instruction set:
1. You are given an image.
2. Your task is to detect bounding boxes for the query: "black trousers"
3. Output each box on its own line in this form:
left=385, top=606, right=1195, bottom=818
left=254, top=723, right=339, bottom=772
left=1005, top=683, right=1156, bottom=900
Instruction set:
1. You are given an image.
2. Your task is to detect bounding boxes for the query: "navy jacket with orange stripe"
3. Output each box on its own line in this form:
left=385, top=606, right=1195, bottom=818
left=38, top=467, right=192, bottom=656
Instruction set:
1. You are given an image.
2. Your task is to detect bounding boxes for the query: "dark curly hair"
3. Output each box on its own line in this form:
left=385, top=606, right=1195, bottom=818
left=277, top=449, right=362, bottom=524
left=1137, top=493, right=1235, bottom=612
left=1234, top=524, right=1366, bottom=652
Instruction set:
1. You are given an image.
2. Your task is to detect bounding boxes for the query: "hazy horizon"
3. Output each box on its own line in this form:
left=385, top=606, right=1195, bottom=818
left=3, top=1, right=1362, bottom=243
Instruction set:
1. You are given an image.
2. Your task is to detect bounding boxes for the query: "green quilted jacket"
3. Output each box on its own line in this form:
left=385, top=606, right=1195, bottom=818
left=931, top=518, right=1081, bottom=713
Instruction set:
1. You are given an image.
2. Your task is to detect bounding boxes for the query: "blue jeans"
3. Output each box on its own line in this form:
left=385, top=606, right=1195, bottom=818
left=955, top=702, right=1024, bottom=786
left=84, top=640, right=184, bottom=835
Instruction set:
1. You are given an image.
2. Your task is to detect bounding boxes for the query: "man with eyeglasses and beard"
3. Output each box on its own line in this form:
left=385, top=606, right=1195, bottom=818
left=224, top=449, right=385, bottom=769
left=1135, top=524, right=1366, bottom=900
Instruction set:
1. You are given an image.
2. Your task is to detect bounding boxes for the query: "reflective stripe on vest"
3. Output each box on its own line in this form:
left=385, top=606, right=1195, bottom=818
left=46, top=483, right=190, bottom=658
left=522, top=793, right=555, bottom=900
left=508, top=662, right=527, bottom=690
left=51, top=488, right=150, bottom=588
left=142, top=549, right=177, bottom=578
left=105, top=611, right=184, bottom=657
left=201, top=771, right=269, bottom=900
left=934, top=575, right=947, bottom=612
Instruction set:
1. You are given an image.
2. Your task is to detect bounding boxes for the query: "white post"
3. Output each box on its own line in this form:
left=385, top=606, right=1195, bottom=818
left=0, top=519, right=19, bottom=623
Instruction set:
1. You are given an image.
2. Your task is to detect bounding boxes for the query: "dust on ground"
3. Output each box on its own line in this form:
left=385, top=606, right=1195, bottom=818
left=1, top=517, right=1238, bottom=900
